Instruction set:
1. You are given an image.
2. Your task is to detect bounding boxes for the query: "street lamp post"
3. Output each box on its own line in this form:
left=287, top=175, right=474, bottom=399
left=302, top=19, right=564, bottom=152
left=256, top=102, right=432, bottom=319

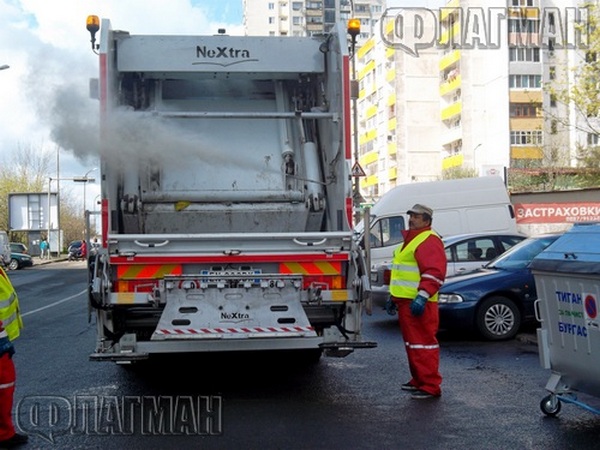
left=74, top=168, right=97, bottom=216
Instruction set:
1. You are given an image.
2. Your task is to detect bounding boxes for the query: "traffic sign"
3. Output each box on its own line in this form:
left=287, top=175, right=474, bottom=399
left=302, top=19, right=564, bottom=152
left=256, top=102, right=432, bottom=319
left=352, top=162, right=366, bottom=177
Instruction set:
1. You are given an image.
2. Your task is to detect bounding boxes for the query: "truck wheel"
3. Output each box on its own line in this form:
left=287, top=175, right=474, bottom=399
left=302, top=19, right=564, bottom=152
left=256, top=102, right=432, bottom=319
left=8, top=259, right=19, bottom=271
left=475, top=296, right=521, bottom=340
left=540, top=394, right=561, bottom=417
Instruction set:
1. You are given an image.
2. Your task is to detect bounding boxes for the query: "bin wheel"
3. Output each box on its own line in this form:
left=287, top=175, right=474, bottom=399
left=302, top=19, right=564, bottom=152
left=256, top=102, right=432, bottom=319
left=540, top=394, right=561, bottom=417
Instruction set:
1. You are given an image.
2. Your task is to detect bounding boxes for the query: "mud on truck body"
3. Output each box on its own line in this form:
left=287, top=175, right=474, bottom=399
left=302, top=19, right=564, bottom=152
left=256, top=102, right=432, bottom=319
left=86, top=17, right=374, bottom=363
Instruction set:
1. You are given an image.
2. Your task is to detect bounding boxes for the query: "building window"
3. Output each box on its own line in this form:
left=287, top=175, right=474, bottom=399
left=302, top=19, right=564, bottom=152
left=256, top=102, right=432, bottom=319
left=510, top=103, right=540, bottom=117
left=268, top=17, right=275, bottom=24
left=550, top=120, right=558, bottom=134
left=549, top=66, right=556, bottom=80
left=511, top=0, right=534, bottom=5
left=268, top=2, right=275, bottom=10
left=550, top=93, right=557, bottom=107
left=509, top=74, right=542, bottom=88
left=292, top=2, right=302, bottom=10
left=509, top=47, right=540, bottom=62
left=508, top=19, right=539, bottom=34
left=587, top=133, right=599, bottom=145
left=510, top=130, right=543, bottom=145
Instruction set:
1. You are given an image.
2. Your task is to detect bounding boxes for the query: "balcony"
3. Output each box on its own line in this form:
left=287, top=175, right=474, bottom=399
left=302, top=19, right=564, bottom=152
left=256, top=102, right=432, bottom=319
left=441, top=101, right=462, bottom=121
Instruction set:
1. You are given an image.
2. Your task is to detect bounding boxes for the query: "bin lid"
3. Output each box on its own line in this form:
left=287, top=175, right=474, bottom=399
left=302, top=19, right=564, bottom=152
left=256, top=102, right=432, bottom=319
left=530, top=222, right=600, bottom=274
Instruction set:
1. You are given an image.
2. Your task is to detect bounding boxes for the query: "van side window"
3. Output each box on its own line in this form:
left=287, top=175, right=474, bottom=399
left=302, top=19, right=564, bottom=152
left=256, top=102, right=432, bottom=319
left=369, top=216, right=405, bottom=248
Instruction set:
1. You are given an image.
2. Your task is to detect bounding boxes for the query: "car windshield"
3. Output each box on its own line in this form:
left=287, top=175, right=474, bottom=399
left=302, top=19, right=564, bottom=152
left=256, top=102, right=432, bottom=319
left=487, top=235, right=559, bottom=270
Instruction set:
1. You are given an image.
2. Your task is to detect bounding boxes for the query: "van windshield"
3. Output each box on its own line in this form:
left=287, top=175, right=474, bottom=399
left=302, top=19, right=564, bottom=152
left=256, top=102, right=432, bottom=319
left=369, top=216, right=405, bottom=248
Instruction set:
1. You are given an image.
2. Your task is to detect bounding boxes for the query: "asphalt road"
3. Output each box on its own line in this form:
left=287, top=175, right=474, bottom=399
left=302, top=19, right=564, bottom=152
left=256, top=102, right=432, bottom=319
left=6, top=261, right=600, bottom=449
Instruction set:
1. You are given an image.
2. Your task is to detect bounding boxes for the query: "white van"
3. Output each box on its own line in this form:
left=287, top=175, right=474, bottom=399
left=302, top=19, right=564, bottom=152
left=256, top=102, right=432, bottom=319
left=356, top=176, right=520, bottom=267
left=0, top=231, right=10, bottom=267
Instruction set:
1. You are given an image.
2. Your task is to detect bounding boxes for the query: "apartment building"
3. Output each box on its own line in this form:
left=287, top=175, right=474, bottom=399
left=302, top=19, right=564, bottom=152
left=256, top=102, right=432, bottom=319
left=243, top=0, right=384, bottom=37
left=439, top=0, right=586, bottom=178
left=356, top=19, right=441, bottom=200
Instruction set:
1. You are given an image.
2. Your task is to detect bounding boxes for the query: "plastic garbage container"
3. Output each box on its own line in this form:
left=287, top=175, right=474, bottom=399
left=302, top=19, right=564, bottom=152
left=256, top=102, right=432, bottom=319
left=531, top=222, right=600, bottom=416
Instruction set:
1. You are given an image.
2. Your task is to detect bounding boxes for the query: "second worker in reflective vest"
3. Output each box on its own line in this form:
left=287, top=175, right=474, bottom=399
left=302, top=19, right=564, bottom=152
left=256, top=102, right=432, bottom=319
left=389, top=204, right=447, bottom=400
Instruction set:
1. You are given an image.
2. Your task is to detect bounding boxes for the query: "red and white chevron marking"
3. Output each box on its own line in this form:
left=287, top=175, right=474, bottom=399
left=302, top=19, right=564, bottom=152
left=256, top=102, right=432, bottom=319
left=156, top=326, right=314, bottom=335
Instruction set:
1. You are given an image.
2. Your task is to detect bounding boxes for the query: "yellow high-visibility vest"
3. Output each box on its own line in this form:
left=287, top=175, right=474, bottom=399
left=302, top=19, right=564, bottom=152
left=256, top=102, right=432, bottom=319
left=389, top=230, right=438, bottom=302
left=0, top=267, right=23, bottom=341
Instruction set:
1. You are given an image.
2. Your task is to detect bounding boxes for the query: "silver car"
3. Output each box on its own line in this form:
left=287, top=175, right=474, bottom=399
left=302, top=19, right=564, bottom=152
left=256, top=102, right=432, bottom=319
left=369, top=232, right=527, bottom=312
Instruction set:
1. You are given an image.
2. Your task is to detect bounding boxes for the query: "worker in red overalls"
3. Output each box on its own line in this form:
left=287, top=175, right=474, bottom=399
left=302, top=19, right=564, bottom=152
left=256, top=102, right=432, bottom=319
left=389, top=204, right=447, bottom=399
left=0, top=266, right=28, bottom=447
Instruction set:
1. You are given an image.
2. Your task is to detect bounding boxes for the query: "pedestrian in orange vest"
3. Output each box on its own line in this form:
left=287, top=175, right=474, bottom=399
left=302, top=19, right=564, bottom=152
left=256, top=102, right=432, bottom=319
left=0, top=266, right=28, bottom=447
left=389, top=204, right=447, bottom=399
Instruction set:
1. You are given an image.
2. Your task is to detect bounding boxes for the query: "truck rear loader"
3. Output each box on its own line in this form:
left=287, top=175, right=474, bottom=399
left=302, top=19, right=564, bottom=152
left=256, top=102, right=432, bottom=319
left=85, top=16, right=374, bottom=363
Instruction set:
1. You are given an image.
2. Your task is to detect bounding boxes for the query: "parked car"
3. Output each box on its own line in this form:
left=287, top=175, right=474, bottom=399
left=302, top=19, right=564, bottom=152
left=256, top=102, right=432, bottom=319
left=7, top=251, right=33, bottom=270
left=370, top=232, right=528, bottom=308
left=438, top=233, right=562, bottom=341
left=0, top=231, right=10, bottom=267
left=10, top=242, right=28, bottom=254
left=67, top=240, right=85, bottom=261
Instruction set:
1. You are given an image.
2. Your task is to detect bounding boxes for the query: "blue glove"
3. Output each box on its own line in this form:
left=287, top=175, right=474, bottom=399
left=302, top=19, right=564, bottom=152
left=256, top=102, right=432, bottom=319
left=384, top=297, right=397, bottom=316
left=410, top=294, right=428, bottom=317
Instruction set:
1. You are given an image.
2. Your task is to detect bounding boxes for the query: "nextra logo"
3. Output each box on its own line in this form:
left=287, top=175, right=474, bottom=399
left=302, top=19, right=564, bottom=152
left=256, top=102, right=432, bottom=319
left=380, top=7, right=590, bottom=57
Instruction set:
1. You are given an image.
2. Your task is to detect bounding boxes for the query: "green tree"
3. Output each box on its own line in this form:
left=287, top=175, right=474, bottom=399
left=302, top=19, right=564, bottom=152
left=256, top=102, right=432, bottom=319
left=544, top=2, right=600, bottom=179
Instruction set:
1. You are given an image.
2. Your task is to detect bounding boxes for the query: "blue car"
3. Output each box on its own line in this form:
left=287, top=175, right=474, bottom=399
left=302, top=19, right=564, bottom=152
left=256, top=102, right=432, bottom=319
left=438, top=233, right=562, bottom=341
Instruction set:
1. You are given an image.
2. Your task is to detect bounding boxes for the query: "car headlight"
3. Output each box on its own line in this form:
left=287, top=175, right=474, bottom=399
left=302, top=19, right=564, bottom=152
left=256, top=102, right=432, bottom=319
left=438, top=293, right=463, bottom=304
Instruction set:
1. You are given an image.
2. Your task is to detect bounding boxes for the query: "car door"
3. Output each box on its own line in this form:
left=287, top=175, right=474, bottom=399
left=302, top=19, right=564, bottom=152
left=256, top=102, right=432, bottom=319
left=446, top=236, right=498, bottom=276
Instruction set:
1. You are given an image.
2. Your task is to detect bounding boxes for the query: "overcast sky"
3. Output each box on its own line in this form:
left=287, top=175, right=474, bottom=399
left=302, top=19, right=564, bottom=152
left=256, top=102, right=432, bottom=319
left=0, top=0, right=443, bottom=209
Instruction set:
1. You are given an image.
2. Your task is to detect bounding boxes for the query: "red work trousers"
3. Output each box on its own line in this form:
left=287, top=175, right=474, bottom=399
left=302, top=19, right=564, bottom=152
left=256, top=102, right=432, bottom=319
left=395, top=298, right=442, bottom=396
left=0, top=353, right=16, bottom=441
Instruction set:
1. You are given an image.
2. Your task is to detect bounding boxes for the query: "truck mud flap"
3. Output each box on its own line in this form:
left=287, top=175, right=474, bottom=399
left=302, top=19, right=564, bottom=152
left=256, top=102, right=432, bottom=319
left=150, top=286, right=320, bottom=342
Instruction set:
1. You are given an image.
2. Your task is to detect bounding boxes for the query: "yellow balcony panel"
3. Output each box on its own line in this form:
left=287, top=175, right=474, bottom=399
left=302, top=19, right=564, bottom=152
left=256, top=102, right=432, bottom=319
left=357, top=39, right=374, bottom=58
left=439, top=49, right=460, bottom=71
left=388, top=142, right=397, bottom=155
left=366, top=104, right=377, bottom=119
left=441, top=101, right=462, bottom=121
left=388, top=117, right=397, bottom=131
left=359, top=129, right=377, bottom=146
left=386, top=67, right=396, bottom=82
left=385, top=47, right=395, bottom=59
left=440, top=74, right=462, bottom=96
left=509, top=90, right=542, bottom=103
left=440, top=2, right=460, bottom=22
left=442, top=153, right=464, bottom=170
left=387, top=92, right=396, bottom=106
left=388, top=166, right=397, bottom=180
left=384, top=18, right=394, bottom=35
left=364, top=174, right=378, bottom=186
left=508, top=7, right=540, bottom=19
left=511, top=146, right=543, bottom=159
left=439, top=21, right=460, bottom=46
left=363, top=151, right=378, bottom=165
left=509, top=117, right=543, bottom=129
left=358, top=60, right=375, bottom=79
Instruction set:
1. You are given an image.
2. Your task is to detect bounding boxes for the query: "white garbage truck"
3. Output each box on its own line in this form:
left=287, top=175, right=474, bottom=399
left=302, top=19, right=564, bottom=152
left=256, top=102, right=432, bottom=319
left=85, top=16, right=373, bottom=363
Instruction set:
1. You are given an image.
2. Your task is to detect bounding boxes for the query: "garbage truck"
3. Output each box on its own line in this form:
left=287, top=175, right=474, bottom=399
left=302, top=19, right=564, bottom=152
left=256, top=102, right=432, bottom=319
left=84, top=16, right=374, bottom=363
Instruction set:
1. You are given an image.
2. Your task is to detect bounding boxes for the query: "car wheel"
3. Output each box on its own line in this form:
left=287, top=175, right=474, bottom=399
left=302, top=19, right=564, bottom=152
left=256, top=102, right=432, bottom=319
left=475, top=296, right=521, bottom=340
left=8, top=259, right=19, bottom=271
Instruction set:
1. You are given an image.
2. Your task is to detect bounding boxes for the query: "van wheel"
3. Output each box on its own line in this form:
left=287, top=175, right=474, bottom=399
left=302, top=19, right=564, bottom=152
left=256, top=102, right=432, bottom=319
left=475, top=296, right=521, bottom=340
left=8, top=259, right=19, bottom=271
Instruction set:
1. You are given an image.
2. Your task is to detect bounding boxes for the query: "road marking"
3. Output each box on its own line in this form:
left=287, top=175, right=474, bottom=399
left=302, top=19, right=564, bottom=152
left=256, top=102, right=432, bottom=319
left=21, top=289, right=87, bottom=317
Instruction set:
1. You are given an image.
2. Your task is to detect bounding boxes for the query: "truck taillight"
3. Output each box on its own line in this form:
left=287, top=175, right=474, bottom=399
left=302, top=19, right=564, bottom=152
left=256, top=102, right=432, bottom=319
left=303, top=274, right=345, bottom=290
left=114, top=280, right=157, bottom=293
